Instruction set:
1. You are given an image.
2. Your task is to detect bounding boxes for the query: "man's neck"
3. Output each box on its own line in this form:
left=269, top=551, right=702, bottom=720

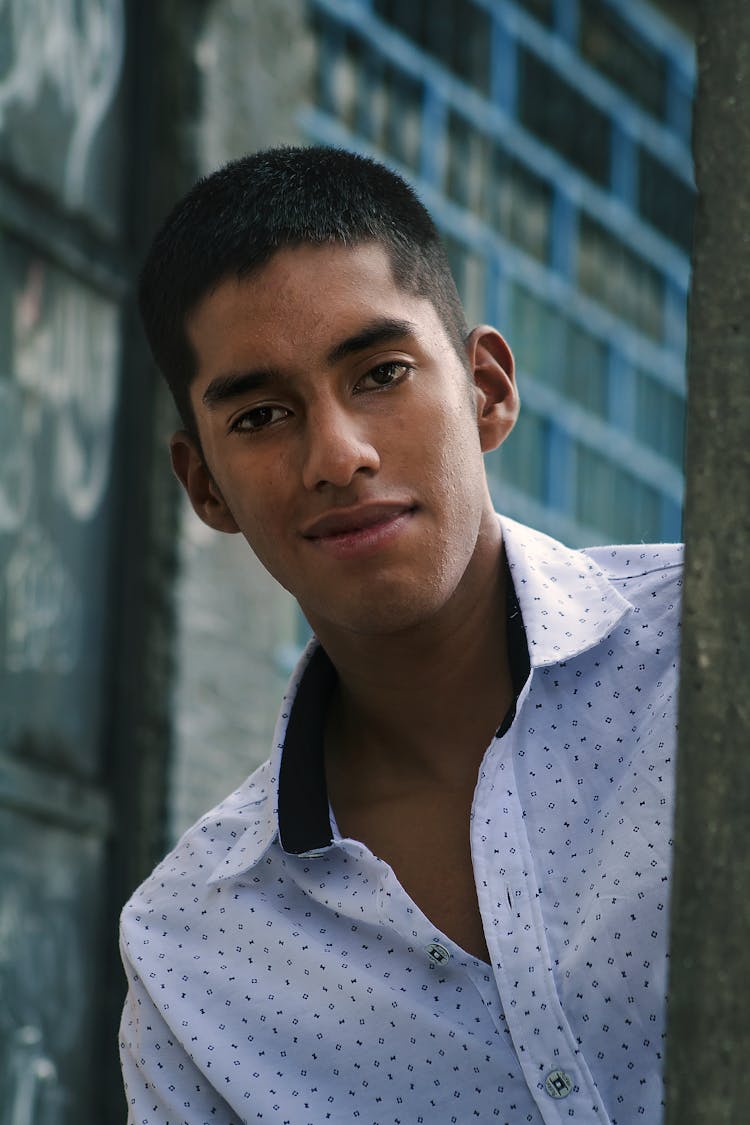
left=316, top=525, right=514, bottom=799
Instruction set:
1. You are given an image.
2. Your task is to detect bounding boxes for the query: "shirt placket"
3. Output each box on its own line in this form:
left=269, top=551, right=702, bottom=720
left=473, top=681, right=612, bottom=1124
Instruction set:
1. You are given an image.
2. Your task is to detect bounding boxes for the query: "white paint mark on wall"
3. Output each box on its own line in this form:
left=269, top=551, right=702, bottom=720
left=0, top=0, right=124, bottom=209
left=3, top=1027, right=61, bottom=1125
left=3, top=524, right=82, bottom=674
left=0, top=874, right=80, bottom=1123
left=0, top=253, right=119, bottom=675
left=11, top=257, right=120, bottom=524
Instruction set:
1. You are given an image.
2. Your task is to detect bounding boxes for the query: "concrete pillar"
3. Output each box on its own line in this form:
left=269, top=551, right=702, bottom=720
left=167, top=0, right=315, bottom=840
left=665, top=2, right=750, bottom=1121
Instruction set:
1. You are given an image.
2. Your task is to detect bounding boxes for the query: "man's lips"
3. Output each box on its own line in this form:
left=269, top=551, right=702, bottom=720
left=301, top=502, right=416, bottom=539
left=301, top=503, right=417, bottom=562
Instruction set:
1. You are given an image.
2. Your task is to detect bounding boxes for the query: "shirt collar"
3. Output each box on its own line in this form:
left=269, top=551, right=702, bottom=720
left=208, top=514, right=633, bottom=883
left=499, top=514, right=633, bottom=666
left=207, top=641, right=334, bottom=885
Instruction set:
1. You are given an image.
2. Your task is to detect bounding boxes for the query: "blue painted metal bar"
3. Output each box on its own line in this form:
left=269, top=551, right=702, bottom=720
left=545, top=421, right=574, bottom=512
left=663, top=276, right=689, bottom=359
left=419, top=83, right=447, bottom=188
left=490, top=11, right=518, bottom=116
left=316, top=16, right=345, bottom=116
left=486, top=254, right=509, bottom=332
left=354, top=37, right=383, bottom=142
left=550, top=189, right=576, bottom=279
left=665, top=57, right=694, bottom=143
left=660, top=494, right=683, bottom=542
left=606, top=346, right=637, bottom=433
left=553, top=0, right=580, bottom=47
left=610, top=120, right=638, bottom=206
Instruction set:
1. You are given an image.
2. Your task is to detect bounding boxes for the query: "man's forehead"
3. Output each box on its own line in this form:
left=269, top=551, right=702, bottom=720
left=187, top=242, right=438, bottom=343
left=205, top=241, right=412, bottom=309
left=239, top=239, right=401, bottom=293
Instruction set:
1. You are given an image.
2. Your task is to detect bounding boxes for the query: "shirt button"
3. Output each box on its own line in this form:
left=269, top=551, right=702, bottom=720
left=425, top=941, right=451, bottom=965
left=544, top=1069, right=573, bottom=1099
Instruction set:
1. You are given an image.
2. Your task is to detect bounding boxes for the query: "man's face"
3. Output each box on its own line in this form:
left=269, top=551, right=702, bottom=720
left=175, top=242, right=517, bottom=638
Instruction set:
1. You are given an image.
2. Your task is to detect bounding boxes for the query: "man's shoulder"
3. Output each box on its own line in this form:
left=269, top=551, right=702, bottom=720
left=120, top=755, right=276, bottom=925
left=499, top=516, right=682, bottom=664
left=580, top=541, right=683, bottom=597
left=501, top=514, right=682, bottom=584
left=578, top=541, right=683, bottom=639
left=581, top=540, right=683, bottom=574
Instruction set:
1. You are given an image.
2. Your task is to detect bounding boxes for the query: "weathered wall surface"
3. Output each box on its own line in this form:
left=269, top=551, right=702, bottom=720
left=193, top=0, right=315, bottom=171
left=169, top=511, right=301, bottom=839
left=167, top=0, right=314, bottom=840
left=665, top=0, right=750, bottom=1119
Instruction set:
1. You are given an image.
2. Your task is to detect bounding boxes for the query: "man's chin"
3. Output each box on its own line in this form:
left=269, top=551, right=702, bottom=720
left=302, top=586, right=451, bottom=643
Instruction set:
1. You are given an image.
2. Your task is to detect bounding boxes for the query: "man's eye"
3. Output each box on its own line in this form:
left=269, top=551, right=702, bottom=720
left=358, top=362, right=411, bottom=391
left=231, top=405, right=288, bottom=433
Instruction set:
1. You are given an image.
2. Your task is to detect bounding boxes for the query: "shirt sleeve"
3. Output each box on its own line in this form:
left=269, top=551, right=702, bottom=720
left=119, top=942, right=240, bottom=1125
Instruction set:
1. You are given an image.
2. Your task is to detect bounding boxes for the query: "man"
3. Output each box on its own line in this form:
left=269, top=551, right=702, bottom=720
left=120, top=146, right=682, bottom=1124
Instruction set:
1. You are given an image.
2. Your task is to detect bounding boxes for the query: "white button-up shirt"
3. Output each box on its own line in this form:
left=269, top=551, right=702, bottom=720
left=120, top=516, right=682, bottom=1124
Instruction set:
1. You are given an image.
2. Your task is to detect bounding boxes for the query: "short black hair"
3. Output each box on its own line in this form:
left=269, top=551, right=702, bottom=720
left=138, top=145, right=469, bottom=433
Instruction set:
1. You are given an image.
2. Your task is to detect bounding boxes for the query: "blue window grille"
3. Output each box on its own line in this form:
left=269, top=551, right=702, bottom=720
left=303, top=0, right=693, bottom=545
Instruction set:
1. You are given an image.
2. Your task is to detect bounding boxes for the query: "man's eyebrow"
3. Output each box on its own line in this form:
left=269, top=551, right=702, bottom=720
left=201, top=369, right=275, bottom=410
left=325, top=318, right=417, bottom=366
left=201, top=318, right=417, bottom=409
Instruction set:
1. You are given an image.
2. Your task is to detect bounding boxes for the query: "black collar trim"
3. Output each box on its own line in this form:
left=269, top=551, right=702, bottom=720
left=277, top=645, right=338, bottom=855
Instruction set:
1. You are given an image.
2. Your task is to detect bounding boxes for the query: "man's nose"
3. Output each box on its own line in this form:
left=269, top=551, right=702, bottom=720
left=301, top=402, right=380, bottom=491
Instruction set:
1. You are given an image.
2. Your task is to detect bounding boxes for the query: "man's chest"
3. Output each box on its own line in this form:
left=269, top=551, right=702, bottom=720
left=333, top=786, right=491, bottom=964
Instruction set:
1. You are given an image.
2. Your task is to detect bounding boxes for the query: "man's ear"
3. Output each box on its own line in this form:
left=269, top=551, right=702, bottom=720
left=464, top=326, right=520, bottom=453
left=170, top=430, right=240, bottom=534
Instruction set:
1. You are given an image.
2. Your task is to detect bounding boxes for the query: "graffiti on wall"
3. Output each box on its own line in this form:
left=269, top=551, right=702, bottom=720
left=0, top=2, right=126, bottom=1120
left=0, top=817, right=96, bottom=1125
left=0, top=252, right=120, bottom=675
left=0, top=255, right=120, bottom=1106
left=0, top=0, right=124, bottom=210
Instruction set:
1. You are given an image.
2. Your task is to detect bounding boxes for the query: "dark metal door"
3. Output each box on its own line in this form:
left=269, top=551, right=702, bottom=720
left=0, top=2, right=129, bottom=1121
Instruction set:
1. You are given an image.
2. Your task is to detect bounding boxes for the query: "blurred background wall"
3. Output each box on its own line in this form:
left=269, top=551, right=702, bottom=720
left=0, top=1, right=695, bottom=1121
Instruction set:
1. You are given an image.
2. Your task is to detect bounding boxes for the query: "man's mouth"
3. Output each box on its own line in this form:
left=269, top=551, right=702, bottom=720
left=301, top=503, right=417, bottom=560
left=301, top=502, right=416, bottom=540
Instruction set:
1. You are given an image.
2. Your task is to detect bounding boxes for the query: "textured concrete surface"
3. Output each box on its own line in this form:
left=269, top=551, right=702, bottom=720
left=665, top=1, right=750, bottom=1120
left=166, top=0, right=314, bottom=840
left=169, top=501, right=299, bottom=839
